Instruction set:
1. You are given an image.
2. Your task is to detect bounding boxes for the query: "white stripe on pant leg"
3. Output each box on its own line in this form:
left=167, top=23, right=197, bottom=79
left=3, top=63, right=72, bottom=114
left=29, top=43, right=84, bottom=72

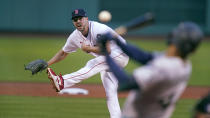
left=62, top=52, right=127, bottom=88
left=63, top=56, right=108, bottom=88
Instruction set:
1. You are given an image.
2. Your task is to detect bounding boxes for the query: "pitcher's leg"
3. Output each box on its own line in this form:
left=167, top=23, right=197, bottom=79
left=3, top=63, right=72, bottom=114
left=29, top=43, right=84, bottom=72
left=63, top=56, right=108, bottom=88
left=101, top=71, right=121, bottom=118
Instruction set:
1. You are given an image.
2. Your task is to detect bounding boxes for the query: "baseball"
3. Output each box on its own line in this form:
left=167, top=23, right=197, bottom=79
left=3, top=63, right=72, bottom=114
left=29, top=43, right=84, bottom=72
left=98, top=10, right=112, bottom=23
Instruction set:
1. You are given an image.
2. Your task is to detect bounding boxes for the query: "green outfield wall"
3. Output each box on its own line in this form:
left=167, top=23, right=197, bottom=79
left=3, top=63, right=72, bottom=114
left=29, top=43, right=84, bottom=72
left=0, top=0, right=209, bottom=35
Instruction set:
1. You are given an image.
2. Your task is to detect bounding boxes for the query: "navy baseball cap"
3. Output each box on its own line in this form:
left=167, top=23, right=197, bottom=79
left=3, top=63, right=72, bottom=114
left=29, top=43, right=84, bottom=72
left=71, top=9, right=87, bottom=19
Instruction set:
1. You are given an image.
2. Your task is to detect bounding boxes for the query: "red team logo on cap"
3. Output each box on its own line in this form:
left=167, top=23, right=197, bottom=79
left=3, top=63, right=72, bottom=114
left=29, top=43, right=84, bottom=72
left=75, top=10, right=78, bottom=14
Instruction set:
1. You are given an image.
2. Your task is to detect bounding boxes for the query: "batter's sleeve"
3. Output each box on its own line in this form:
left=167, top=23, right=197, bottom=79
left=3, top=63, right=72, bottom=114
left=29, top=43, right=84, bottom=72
left=106, top=54, right=139, bottom=91
left=97, top=24, right=154, bottom=64
left=114, top=38, right=153, bottom=64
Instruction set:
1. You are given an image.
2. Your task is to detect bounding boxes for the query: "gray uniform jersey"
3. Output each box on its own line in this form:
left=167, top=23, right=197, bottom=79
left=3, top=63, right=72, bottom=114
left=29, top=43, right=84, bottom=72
left=122, top=55, right=192, bottom=118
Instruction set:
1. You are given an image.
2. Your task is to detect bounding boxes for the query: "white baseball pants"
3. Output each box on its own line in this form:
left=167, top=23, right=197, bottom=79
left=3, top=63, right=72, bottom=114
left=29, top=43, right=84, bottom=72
left=62, top=50, right=129, bottom=118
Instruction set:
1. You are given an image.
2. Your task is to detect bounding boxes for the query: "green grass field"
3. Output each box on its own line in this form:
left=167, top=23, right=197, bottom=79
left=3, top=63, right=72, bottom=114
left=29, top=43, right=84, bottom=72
left=0, top=36, right=209, bottom=85
left=0, top=35, right=209, bottom=118
left=0, top=96, right=196, bottom=118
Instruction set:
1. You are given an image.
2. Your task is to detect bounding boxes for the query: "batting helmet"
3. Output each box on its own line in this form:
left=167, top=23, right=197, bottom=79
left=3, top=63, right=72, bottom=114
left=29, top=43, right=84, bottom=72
left=167, top=22, right=203, bottom=58
left=194, top=93, right=210, bottom=114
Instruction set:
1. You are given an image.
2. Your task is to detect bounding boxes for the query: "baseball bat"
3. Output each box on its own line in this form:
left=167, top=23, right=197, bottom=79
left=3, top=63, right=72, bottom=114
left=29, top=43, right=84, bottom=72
left=114, top=12, right=155, bottom=35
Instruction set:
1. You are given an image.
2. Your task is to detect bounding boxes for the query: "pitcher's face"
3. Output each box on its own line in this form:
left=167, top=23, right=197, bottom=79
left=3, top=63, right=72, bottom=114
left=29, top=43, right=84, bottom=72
left=72, top=16, right=89, bottom=33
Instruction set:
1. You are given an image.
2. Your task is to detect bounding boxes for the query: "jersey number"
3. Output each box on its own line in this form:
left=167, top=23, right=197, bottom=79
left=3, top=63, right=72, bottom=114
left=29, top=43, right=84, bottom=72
left=158, top=94, right=174, bottom=109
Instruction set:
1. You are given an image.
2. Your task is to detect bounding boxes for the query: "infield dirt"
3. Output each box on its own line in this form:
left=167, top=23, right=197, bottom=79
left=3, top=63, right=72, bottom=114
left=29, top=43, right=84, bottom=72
left=0, top=82, right=209, bottom=99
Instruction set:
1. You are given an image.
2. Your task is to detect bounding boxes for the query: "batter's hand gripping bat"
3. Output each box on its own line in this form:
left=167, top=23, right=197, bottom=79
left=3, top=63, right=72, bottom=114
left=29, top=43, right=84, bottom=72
left=114, top=12, right=155, bottom=35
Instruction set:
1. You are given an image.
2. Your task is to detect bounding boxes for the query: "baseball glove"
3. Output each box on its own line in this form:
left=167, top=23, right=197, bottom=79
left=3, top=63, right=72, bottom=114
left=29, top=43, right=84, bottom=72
left=24, top=59, right=48, bottom=75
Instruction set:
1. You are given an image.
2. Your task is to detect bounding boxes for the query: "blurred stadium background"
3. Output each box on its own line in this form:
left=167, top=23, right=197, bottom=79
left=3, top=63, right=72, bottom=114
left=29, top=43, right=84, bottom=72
left=0, top=0, right=209, bottom=118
